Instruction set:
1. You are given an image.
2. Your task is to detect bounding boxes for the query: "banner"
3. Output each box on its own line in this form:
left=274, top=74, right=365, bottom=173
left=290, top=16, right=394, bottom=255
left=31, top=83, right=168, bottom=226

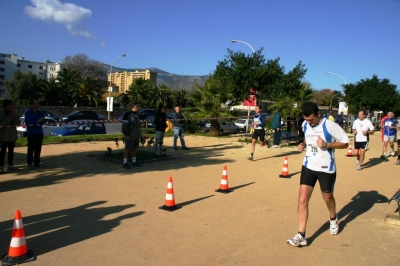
left=338, top=102, right=348, bottom=115
left=243, top=88, right=257, bottom=107
left=107, top=97, right=114, bottom=112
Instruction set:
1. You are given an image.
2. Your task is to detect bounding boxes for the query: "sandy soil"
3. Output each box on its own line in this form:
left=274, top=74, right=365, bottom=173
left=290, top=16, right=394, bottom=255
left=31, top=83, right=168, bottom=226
left=0, top=133, right=399, bottom=266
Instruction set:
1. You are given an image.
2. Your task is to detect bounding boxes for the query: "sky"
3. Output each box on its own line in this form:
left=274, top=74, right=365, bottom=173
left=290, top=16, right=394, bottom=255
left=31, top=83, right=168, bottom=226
left=1, top=0, right=399, bottom=92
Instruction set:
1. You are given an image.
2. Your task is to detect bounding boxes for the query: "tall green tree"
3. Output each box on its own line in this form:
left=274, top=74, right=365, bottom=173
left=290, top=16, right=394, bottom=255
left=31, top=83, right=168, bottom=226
left=56, top=68, right=79, bottom=106
left=343, top=75, right=399, bottom=114
left=172, top=89, right=193, bottom=108
left=213, top=48, right=307, bottom=104
left=5, top=70, right=45, bottom=104
left=72, top=76, right=102, bottom=107
left=41, top=78, right=62, bottom=106
left=127, top=78, right=155, bottom=108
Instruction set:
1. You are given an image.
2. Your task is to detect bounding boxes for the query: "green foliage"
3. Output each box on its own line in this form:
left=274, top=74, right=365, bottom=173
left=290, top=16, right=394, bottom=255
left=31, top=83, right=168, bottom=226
left=212, top=48, right=307, bottom=104
left=343, top=75, right=400, bottom=114
left=5, top=71, right=45, bottom=104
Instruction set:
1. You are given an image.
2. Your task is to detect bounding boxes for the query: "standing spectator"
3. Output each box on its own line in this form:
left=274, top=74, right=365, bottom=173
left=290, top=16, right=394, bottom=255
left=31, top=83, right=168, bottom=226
left=154, top=104, right=167, bottom=155
left=380, top=112, right=397, bottom=159
left=286, top=115, right=292, bottom=138
left=352, top=110, right=375, bottom=171
left=328, top=111, right=335, bottom=121
left=271, top=109, right=282, bottom=148
left=122, top=103, right=142, bottom=169
left=247, top=105, right=267, bottom=160
left=0, top=100, right=21, bottom=173
left=297, top=114, right=305, bottom=144
left=25, top=99, right=45, bottom=169
left=287, top=102, right=349, bottom=247
left=172, top=105, right=189, bottom=150
left=335, top=112, right=344, bottom=128
left=396, top=122, right=400, bottom=165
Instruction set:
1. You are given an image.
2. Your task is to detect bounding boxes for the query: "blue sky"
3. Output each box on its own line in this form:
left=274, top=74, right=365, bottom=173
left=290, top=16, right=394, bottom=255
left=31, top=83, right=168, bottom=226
left=1, top=0, right=399, bottom=92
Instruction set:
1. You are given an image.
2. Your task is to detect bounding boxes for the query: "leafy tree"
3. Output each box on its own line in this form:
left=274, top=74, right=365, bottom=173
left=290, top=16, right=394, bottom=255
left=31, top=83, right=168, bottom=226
left=5, top=70, right=45, bottom=104
left=172, top=89, right=193, bottom=108
left=151, top=85, right=172, bottom=109
left=56, top=68, right=79, bottom=106
left=41, top=78, right=62, bottom=106
left=343, top=75, right=400, bottom=114
left=312, top=88, right=343, bottom=107
left=127, top=78, right=155, bottom=108
left=213, top=48, right=307, bottom=104
left=72, top=76, right=102, bottom=107
left=63, top=54, right=106, bottom=79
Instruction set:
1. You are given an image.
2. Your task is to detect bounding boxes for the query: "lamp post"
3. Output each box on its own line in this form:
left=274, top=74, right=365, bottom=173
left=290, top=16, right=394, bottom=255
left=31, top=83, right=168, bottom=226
left=329, top=93, right=341, bottom=111
left=231, top=39, right=255, bottom=133
left=231, top=39, right=255, bottom=53
left=326, top=72, right=347, bottom=86
left=108, top=54, right=126, bottom=120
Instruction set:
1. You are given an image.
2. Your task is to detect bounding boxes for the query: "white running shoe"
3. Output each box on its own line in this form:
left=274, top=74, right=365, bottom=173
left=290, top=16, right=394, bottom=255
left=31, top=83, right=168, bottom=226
left=247, top=155, right=253, bottom=161
left=357, top=165, right=361, bottom=171
left=390, top=151, right=395, bottom=157
left=356, top=160, right=359, bottom=165
left=330, top=215, right=339, bottom=235
left=287, top=233, right=307, bottom=247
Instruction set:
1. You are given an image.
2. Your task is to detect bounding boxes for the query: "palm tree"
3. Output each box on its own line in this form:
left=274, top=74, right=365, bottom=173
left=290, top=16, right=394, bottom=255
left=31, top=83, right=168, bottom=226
left=40, top=78, right=61, bottom=106
left=56, top=68, right=79, bottom=106
left=72, top=76, right=102, bottom=107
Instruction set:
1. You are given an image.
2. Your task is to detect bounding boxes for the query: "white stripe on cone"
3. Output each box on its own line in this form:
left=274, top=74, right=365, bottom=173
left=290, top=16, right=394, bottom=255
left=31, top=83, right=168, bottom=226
left=282, top=167, right=288, bottom=171
left=13, top=219, right=23, bottom=229
left=167, top=182, right=173, bottom=188
left=166, top=194, right=174, bottom=200
left=10, top=236, right=26, bottom=247
left=222, top=170, right=227, bottom=175
left=221, top=180, right=228, bottom=185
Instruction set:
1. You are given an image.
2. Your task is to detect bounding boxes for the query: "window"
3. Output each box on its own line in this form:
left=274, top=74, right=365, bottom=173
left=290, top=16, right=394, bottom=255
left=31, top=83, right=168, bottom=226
left=0, top=68, right=4, bottom=71
left=0, top=60, right=4, bottom=65
left=28, top=65, right=32, bottom=68
left=0, top=75, right=5, bottom=79
left=0, top=82, right=4, bottom=86
left=17, top=63, right=21, bottom=67
left=39, top=66, right=44, bottom=69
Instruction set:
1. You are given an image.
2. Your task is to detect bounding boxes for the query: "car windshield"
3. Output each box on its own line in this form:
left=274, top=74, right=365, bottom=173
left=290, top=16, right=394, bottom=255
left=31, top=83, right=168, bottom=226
left=68, top=111, right=80, bottom=116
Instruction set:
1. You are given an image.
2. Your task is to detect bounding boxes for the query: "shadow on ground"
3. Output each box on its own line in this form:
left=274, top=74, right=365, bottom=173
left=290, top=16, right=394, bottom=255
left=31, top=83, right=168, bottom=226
left=0, top=201, right=143, bottom=256
left=308, top=190, right=388, bottom=245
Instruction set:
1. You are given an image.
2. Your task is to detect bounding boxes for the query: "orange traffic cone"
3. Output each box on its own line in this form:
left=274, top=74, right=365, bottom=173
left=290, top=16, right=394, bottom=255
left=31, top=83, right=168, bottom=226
left=279, top=156, right=290, bottom=178
left=346, top=143, right=353, bottom=157
left=2, top=210, right=35, bottom=266
left=215, top=165, right=232, bottom=193
left=159, top=176, right=181, bottom=211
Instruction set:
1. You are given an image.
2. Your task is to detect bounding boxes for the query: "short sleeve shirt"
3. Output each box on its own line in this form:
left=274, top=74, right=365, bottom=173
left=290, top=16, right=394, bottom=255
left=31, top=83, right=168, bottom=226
left=352, top=119, right=374, bottom=142
left=382, top=118, right=397, bottom=136
left=302, top=118, right=349, bottom=173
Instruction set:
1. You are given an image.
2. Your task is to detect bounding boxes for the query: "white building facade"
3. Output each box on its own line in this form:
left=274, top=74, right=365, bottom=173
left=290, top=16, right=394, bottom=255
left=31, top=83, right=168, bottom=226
left=0, top=53, right=64, bottom=98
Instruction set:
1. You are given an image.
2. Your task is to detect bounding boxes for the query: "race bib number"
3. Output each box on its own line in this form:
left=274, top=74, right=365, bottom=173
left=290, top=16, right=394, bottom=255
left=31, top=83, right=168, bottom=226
left=306, top=144, right=323, bottom=157
left=384, top=122, right=392, bottom=127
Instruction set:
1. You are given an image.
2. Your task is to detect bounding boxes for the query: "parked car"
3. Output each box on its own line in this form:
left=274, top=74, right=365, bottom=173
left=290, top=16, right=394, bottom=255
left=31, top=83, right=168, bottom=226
left=41, top=110, right=59, bottom=121
left=51, top=121, right=106, bottom=136
left=17, top=117, right=61, bottom=138
left=118, top=110, right=157, bottom=128
left=97, top=113, right=105, bottom=120
left=59, top=110, right=100, bottom=123
left=204, top=120, right=240, bottom=135
left=235, top=118, right=254, bottom=132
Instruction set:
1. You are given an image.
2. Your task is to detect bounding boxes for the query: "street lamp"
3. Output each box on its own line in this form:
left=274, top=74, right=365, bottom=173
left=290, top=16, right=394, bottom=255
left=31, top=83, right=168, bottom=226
left=108, top=54, right=126, bottom=120
left=329, top=93, right=341, bottom=111
left=326, top=72, right=347, bottom=86
left=231, top=39, right=255, bottom=133
left=231, top=39, right=255, bottom=53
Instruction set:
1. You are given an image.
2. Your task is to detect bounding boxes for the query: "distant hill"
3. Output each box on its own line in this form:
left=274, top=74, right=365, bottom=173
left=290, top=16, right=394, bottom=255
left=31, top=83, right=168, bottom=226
left=104, top=65, right=209, bottom=90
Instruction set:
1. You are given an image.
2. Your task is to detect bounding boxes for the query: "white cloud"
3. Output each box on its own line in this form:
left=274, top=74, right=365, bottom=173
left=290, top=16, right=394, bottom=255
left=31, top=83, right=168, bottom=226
left=24, top=0, right=96, bottom=39
left=100, top=41, right=106, bottom=49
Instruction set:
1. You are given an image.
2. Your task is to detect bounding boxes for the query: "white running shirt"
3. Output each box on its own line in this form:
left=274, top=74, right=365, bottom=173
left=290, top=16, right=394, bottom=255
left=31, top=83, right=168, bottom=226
left=352, top=119, right=374, bottom=142
left=302, top=118, right=349, bottom=173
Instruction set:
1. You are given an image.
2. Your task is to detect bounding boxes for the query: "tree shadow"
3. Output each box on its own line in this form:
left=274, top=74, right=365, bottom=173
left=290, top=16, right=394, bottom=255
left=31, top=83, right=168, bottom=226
left=0, top=201, right=144, bottom=256
left=308, top=190, right=388, bottom=245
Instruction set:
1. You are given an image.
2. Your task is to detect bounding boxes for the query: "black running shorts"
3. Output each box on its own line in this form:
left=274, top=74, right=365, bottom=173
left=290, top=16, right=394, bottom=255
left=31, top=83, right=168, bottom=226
left=300, top=165, right=336, bottom=193
left=354, top=141, right=368, bottom=150
left=251, top=128, right=265, bottom=142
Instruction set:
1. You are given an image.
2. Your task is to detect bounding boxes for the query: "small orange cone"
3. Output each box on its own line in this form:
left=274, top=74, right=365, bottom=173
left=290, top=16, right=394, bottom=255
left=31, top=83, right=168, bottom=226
left=216, top=165, right=232, bottom=193
left=159, top=176, right=181, bottom=211
left=279, top=156, right=290, bottom=178
left=2, top=210, right=35, bottom=265
left=346, top=143, right=354, bottom=157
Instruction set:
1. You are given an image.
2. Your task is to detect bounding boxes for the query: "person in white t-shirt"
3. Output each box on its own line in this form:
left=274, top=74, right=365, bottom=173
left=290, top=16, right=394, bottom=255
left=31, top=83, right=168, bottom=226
left=287, top=102, right=349, bottom=247
left=352, top=110, right=375, bottom=170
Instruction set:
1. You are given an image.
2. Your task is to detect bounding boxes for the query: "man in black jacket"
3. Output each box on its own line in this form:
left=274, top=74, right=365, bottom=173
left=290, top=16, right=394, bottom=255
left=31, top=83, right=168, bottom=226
left=154, top=104, right=167, bottom=155
left=172, top=105, right=189, bottom=150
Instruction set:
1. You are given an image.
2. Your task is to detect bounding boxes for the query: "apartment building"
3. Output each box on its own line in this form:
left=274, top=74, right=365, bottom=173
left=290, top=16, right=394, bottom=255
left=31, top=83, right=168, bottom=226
left=0, top=53, right=63, bottom=97
left=108, top=69, right=157, bottom=93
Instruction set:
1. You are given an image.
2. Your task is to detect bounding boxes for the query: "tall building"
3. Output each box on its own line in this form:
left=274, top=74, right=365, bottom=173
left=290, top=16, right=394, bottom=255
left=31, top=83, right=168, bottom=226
left=0, top=53, right=64, bottom=97
left=108, top=69, right=157, bottom=93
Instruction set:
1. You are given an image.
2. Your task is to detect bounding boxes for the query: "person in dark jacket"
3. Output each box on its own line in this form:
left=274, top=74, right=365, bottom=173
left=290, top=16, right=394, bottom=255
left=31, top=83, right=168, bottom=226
left=154, top=104, right=167, bottom=155
left=25, top=99, right=45, bottom=169
left=172, top=105, right=189, bottom=150
left=271, top=110, right=282, bottom=148
left=121, top=103, right=142, bottom=169
left=0, top=100, right=21, bottom=173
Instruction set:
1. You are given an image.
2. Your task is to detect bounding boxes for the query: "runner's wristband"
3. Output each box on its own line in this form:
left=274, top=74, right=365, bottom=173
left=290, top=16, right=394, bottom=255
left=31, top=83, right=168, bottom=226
left=324, top=142, right=328, bottom=148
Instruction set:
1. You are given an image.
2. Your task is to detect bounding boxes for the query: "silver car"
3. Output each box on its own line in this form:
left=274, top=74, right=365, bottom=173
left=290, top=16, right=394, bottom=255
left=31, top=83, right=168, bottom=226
left=205, top=120, right=240, bottom=135
left=234, top=118, right=254, bottom=132
left=17, top=117, right=61, bottom=138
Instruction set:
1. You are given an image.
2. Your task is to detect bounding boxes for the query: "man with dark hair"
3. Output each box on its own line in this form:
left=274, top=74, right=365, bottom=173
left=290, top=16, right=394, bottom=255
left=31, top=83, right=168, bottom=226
left=25, top=99, right=45, bottom=169
left=122, top=103, right=142, bottom=169
left=0, top=100, right=21, bottom=173
left=352, top=110, right=375, bottom=170
left=287, top=102, right=349, bottom=247
left=247, top=105, right=267, bottom=160
left=172, top=105, right=189, bottom=150
left=154, top=104, right=167, bottom=155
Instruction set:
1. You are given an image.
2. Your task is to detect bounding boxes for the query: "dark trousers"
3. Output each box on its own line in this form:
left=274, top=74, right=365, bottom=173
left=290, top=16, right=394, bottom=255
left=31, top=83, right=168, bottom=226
left=273, top=130, right=281, bottom=145
left=27, top=134, right=44, bottom=165
left=0, top=141, right=16, bottom=166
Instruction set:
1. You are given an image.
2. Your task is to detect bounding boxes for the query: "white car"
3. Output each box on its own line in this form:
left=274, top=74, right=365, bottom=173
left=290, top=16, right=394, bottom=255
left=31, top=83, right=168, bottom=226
left=204, top=120, right=240, bottom=135
left=17, top=117, right=61, bottom=138
left=234, top=118, right=254, bottom=132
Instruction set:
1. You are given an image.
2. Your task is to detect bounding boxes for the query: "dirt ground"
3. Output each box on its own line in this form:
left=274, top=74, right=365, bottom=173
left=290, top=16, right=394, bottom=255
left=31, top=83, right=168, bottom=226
left=0, top=133, right=399, bottom=266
